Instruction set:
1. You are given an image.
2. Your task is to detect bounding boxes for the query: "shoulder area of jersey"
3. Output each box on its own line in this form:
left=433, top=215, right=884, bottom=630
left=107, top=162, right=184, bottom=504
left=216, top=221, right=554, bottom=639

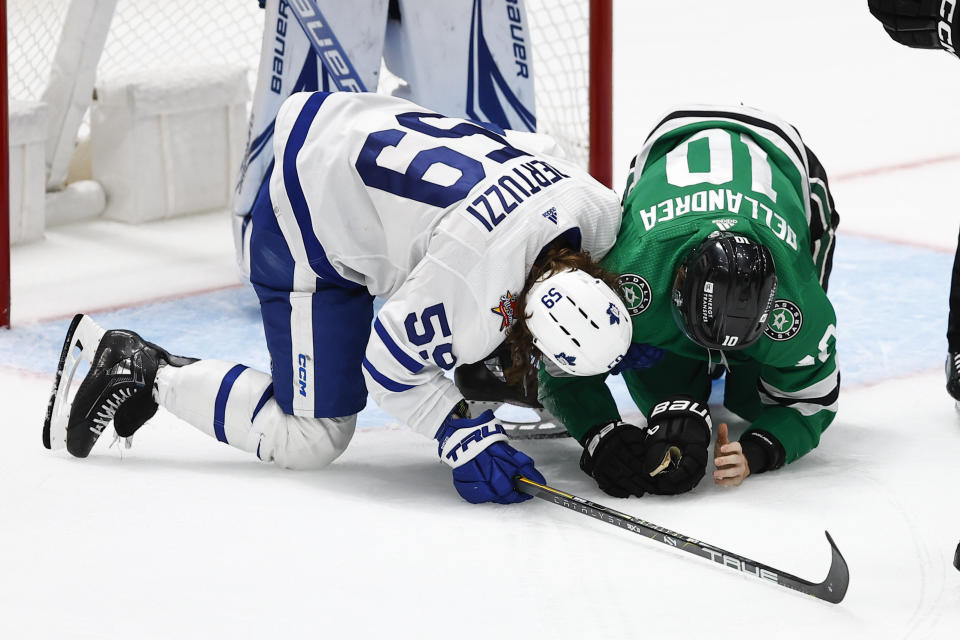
left=525, top=269, right=631, bottom=375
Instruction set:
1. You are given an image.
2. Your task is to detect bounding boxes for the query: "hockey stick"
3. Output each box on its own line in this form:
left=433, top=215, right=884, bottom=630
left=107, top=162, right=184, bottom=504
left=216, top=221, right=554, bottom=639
left=515, top=476, right=849, bottom=604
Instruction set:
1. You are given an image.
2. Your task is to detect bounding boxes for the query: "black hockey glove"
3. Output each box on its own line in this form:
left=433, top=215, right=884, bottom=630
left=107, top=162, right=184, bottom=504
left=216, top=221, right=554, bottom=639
left=579, top=421, right=653, bottom=498
left=579, top=395, right=712, bottom=497
left=868, top=0, right=960, bottom=57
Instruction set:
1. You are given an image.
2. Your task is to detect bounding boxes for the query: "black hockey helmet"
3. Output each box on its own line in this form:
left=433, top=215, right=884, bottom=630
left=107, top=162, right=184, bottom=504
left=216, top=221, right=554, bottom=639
left=671, top=231, right=777, bottom=350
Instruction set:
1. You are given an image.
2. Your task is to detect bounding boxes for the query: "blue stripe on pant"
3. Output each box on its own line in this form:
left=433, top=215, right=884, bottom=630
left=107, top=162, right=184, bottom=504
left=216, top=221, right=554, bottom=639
left=213, top=365, right=249, bottom=443
left=249, top=177, right=374, bottom=418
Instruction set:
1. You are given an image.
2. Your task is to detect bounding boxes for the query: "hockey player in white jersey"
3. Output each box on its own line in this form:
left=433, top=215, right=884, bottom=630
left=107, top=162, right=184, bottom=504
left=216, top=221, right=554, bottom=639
left=234, top=0, right=540, bottom=278
left=43, top=91, right=628, bottom=505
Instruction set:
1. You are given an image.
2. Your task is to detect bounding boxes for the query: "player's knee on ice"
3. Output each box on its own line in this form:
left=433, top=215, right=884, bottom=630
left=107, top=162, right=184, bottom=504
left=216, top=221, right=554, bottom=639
left=255, top=408, right=356, bottom=471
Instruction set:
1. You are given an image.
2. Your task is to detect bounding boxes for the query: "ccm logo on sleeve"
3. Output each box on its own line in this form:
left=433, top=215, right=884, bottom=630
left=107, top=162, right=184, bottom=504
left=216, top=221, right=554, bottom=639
left=298, top=353, right=309, bottom=397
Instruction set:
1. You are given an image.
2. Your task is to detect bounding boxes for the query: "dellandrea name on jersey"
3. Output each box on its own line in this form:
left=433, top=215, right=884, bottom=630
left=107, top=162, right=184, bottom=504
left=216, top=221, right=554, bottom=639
left=633, top=187, right=799, bottom=250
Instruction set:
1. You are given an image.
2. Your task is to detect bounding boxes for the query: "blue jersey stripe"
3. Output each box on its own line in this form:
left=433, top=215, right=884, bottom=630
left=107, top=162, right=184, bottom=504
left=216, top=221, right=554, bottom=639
left=362, top=357, right=414, bottom=392
left=214, top=365, right=249, bottom=443
left=282, top=92, right=358, bottom=288
left=373, top=319, right=424, bottom=374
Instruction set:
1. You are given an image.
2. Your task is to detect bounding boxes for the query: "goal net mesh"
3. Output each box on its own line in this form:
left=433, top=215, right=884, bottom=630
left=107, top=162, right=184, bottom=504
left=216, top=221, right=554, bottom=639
left=7, top=0, right=595, bottom=169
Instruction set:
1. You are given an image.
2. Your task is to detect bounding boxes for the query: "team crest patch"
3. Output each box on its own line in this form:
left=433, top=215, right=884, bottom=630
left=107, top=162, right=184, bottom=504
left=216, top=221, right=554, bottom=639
left=617, top=274, right=651, bottom=317
left=764, top=300, right=803, bottom=341
left=491, top=291, right=519, bottom=331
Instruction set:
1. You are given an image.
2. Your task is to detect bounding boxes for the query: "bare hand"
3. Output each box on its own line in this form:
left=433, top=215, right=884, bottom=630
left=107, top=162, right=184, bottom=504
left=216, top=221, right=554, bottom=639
left=713, top=422, right=750, bottom=486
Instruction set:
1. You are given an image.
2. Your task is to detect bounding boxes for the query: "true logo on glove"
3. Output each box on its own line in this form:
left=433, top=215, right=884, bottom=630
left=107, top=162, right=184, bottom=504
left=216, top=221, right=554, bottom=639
left=444, top=424, right=507, bottom=464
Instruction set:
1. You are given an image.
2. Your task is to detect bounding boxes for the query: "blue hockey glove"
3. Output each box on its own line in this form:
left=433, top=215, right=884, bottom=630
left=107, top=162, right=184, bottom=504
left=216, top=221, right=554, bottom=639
left=435, top=409, right=545, bottom=504
left=610, top=342, right=666, bottom=375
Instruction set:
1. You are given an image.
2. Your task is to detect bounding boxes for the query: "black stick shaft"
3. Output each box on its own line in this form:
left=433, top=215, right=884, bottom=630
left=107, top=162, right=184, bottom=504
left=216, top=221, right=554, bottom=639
left=516, top=476, right=849, bottom=603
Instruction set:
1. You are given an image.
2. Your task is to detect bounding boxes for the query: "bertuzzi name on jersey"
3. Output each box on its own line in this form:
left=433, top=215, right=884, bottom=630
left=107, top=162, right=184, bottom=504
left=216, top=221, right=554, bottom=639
left=464, top=158, right=571, bottom=232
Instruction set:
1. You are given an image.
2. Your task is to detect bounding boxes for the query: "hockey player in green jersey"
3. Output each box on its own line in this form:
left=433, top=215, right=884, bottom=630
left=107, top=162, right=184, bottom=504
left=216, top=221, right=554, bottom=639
left=536, top=105, right=840, bottom=498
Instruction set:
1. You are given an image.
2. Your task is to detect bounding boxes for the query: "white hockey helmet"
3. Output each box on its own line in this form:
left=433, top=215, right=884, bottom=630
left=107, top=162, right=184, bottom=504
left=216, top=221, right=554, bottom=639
left=526, top=268, right=632, bottom=376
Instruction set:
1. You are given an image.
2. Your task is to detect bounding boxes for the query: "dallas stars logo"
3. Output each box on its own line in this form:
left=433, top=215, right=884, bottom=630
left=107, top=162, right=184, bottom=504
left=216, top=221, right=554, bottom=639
left=616, top=274, right=651, bottom=317
left=764, top=300, right=802, bottom=341
left=491, top=291, right=518, bottom=331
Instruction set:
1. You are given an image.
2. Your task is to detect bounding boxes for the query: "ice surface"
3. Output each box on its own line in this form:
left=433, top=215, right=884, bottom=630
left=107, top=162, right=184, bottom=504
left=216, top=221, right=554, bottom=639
left=3, top=2, right=960, bottom=638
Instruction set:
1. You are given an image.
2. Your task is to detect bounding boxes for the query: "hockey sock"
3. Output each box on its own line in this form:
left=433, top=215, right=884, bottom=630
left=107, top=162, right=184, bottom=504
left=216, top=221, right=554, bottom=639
left=154, top=359, right=355, bottom=469
left=154, top=359, right=272, bottom=455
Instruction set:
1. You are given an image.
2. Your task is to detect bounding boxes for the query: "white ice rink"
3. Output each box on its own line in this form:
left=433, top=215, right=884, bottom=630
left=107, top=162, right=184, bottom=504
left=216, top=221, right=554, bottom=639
left=4, top=2, right=960, bottom=638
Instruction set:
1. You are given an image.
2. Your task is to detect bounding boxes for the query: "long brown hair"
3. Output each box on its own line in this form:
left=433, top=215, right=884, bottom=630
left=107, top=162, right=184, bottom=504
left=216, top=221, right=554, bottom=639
left=503, top=244, right=622, bottom=386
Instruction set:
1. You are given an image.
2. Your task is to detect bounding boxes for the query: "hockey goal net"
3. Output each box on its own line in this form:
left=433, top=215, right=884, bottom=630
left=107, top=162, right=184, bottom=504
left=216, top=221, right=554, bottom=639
left=1, top=0, right=611, bottom=327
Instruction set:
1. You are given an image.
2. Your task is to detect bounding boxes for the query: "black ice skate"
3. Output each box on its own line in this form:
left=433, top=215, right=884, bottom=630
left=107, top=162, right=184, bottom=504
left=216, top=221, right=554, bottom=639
left=946, top=351, right=960, bottom=411
left=42, top=314, right=195, bottom=457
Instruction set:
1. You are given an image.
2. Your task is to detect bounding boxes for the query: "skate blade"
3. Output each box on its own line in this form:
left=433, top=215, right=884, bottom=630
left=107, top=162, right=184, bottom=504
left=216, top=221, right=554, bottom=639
left=466, top=400, right=570, bottom=439
left=42, top=314, right=107, bottom=450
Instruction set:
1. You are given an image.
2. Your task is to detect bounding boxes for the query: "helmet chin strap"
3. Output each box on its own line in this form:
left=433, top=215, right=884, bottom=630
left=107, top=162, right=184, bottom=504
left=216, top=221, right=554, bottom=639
left=706, top=348, right=731, bottom=374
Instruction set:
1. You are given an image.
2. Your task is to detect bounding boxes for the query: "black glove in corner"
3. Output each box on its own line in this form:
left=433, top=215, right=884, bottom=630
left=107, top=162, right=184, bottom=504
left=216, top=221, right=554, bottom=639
left=868, top=0, right=960, bottom=56
left=579, top=421, right=651, bottom=498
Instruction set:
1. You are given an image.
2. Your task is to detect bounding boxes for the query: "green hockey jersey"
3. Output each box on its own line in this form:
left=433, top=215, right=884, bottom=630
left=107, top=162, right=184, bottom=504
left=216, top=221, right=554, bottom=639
left=539, top=105, right=839, bottom=467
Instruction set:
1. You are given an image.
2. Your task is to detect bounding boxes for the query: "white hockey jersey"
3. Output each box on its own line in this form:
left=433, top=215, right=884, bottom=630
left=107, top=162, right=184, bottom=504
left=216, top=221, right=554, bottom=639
left=270, top=91, right=620, bottom=437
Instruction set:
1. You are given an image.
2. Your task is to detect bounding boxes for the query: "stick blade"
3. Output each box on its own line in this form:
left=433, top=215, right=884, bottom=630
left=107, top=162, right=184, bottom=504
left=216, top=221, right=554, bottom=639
left=816, top=531, right=850, bottom=604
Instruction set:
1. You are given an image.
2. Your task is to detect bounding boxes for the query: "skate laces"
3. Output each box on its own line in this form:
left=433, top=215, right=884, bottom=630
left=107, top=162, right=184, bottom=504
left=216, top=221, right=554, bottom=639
left=92, top=387, right=134, bottom=436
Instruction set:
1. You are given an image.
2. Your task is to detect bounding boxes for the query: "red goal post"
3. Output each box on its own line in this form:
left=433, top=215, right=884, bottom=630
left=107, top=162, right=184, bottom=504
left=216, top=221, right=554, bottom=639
left=1, top=0, right=612, bottom=328
left=588, top=0, right=612, bottom=188
left=1, top=0, right=9, bottom=328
